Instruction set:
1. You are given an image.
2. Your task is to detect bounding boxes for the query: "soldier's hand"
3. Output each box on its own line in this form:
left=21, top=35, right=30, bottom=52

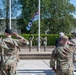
left=20, top=39, right=29, bottom=45
left=12, top=32, right=19, bottom=37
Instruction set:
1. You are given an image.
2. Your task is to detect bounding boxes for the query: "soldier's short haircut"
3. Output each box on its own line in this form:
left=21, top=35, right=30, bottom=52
left=5, top=28, right=12, bottom=35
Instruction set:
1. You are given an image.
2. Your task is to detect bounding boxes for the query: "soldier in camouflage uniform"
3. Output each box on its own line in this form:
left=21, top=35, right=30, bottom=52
left=70, top=32, right=76, bottom=44
left=36, top=37, right=43, bottom=51
left=0, top=28, right=29, bottom=75
left=50, top=35, right=75, bottom=75
left=70, top=32, right=76, bottom=62
left=0, top=37, right=10, bottom=75
left=29, top=36, right=34, bottom=52
left=42, top=36, right=47, bottom=51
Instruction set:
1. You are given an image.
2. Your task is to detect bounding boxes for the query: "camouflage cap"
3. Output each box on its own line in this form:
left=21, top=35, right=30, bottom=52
left=5, top=28, right=12, bottom=35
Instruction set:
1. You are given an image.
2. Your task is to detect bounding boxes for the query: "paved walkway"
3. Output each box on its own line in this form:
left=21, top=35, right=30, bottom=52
left=16, top=46, right=76, bottom=75
left=17, top=59, right=56, bottom=75
left=16, top=59, right=76, bottom=75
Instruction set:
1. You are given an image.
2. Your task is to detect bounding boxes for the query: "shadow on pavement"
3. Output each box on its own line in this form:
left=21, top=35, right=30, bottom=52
left=17, top=69, right=56, bottom=75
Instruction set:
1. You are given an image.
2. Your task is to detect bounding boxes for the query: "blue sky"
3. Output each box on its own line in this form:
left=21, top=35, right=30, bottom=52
left=70, top=0, right=76, bottom=18
left=70, top=0, right=76, bottom=6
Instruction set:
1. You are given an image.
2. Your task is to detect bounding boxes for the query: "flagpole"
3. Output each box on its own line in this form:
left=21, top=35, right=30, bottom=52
left=9, top=0, right=11, bottom=29
left=38, top=0, right=40, bottom=52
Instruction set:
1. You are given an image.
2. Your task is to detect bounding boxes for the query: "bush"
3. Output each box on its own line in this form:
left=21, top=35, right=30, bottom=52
left=0, top=34, right=72, bottom=46
left=21, top=34, right=59, bottom=46
left=20, top=34, right=72, bottom=46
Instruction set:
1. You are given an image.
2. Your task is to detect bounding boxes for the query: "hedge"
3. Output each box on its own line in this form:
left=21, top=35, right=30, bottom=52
left=20, top=34, right=72, bottom=46
left=0, top=34, right=72, bottom=46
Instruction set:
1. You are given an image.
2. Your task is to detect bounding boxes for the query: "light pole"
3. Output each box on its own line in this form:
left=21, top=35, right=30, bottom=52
left=38, top=0, right=40, bottom=52
left=9, top=0, right=11, bottom=29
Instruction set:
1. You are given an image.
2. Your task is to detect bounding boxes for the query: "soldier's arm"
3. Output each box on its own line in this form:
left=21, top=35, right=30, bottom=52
left=68, top=40, right=76, bottom=52
left=12, top=32, right=29, bottom=45
left=12, top=32, right=23, bottom=39
left=19, top=39, right=29, bottom=45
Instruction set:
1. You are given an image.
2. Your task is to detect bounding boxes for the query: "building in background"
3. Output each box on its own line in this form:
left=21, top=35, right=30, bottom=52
left=0, top=18, right=21, bottom=34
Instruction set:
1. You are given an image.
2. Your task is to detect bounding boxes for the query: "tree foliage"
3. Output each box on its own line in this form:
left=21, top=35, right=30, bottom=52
left=18, top=0, right=76, bottom=34
left=0, top=0, right=75, bottom=34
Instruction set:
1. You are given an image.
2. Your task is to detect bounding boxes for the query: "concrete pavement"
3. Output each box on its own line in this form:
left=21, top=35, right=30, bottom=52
left=16, top=46, right=76, bottom=75
left=17, top=59, right=56, bottom=75
left=18, top=46, right=54, bottom=59
left=16, top=46, right=56, bottom=75
left=16, top=59, right=76, bottom=75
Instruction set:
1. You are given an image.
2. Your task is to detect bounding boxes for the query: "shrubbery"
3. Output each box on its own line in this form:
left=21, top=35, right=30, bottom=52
left=20, top=34, right=72, bottom=46
left=0, top=34, right=72, bottom=46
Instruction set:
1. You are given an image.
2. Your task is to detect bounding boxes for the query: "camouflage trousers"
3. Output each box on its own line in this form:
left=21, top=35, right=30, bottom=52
left=0, top=55, right=17, bottom=75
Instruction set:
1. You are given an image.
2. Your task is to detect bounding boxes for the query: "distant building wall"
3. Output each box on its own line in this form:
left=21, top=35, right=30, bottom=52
left=0, top=18, right=21, bottom=34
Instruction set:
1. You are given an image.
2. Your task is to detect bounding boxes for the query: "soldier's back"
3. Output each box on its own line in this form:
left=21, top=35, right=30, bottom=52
left=1, top=37, right=19, bottom=75
left=56, top=45, right=74, bottom=73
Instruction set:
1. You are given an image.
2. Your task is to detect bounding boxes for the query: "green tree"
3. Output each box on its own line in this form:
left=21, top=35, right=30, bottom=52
left=18, top=0, right=76, bottom=34
left=18, top=0, right=38, bottom=33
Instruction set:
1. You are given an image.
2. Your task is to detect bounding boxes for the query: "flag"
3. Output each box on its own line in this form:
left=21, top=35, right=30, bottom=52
left=32, top=11, right=39, bottom=22
left=26, top=20, right=32, bottom=31
left=26, top=10, right=39, bottom=31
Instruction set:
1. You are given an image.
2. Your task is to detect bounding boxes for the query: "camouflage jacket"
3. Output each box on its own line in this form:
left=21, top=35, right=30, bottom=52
left=70, top=38, right=76, bottom=44
left=50, top=44, right=74, bottom=72
left=2, top=37, right=21, bottom=56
